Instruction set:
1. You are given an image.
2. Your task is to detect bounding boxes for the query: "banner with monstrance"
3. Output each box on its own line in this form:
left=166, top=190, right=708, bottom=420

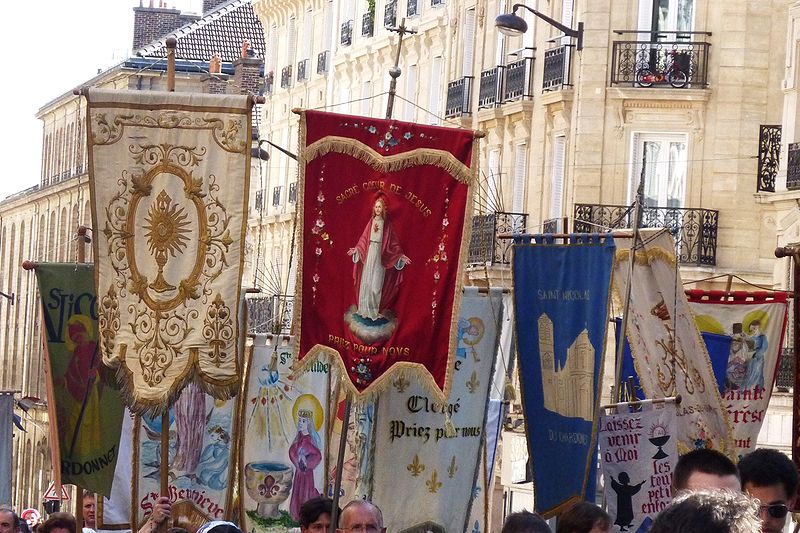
left=86, top=89, right=252, bottom=415
left=293, top=110, right=477, bottom=399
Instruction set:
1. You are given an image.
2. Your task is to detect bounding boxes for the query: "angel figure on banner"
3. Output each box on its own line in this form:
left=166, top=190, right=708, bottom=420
left=346, top=194, right=411, bottom=344
left=288, top=394, right=324, bottom=521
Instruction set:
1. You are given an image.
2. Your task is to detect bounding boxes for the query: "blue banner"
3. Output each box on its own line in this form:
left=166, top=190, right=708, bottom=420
left=513, top=234, right=615, bottom=517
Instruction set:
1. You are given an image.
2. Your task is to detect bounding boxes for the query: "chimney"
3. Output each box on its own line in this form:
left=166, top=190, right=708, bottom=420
left=233, top=43, right=263, bottom=96
left=203, top=0, right=229, bottom=14
left=206, top=54, right=229, bottom=94
left=132, top=3, right=183, bottom=51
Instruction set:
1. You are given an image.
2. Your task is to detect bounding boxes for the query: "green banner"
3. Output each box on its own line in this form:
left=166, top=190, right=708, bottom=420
left=35, top=263, right=125, bottom=496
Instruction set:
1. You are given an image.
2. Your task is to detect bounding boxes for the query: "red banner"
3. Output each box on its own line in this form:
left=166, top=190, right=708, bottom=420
left=294, top=110, right=477, bottom=398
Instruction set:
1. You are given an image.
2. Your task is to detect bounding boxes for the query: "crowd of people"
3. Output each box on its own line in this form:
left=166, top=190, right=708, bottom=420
left=501, top=447, right=798, bottom=533
left=0, top=448, right=794, bottom=533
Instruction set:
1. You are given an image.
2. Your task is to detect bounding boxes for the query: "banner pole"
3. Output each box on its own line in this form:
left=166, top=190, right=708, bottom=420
left=613, top=152, right=646, bottom=403
left=330, top=393, right=352, bottom=529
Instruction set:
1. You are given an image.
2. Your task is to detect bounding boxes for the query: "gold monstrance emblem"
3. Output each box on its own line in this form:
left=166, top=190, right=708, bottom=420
left=144, top=190, right=191, bottom=293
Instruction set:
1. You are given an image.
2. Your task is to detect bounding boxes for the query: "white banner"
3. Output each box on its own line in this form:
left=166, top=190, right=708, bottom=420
left=98, top=410, right=134, bottom=531
left=600, top=402, right=678, bottom=533
left=240, top=335, right=331, bottom=531
left=613, top=230, right=733, bottom=456
left=372, top=288, right=503, bottom=532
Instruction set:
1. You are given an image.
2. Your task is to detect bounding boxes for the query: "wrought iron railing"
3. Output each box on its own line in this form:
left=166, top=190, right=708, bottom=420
left=265, top=71, right=274, bottom=93
left=254, top=189, right=264, bottom=212
left=362, top=12, right=374, bottom=37
left=288, top=182, right=298, bottom=204
left=317, top=51, right=329, bottom=74
left=573, top=203, right=719, bottom=266
left=776, top=347, right=794, bottom=391
left=431, top=0, right=444, bottom=6
left=280, top=65, right=292, bottom=89
left=610, top=31, right=711, bottom=88
left=788, top=143, right=800, bottom=190
left=468, top=211, right=528, bottom=265
left=297, top=59, right=309, bottom=82
left=407, top=0, right=418, bottom=17
left=445, top=76, right=473, bottom=118
left=504, top=56, right=534, bottom=100
left=341, top=20, right=353, bottom=46
left=272, top=185, right=283, bottom=207
left=478, top=67, right=502, bottom=109
left=384, top=0, right=397, bottom=27
left=542, top=45, right=571, bottom=91
left=757, top=125, right=781, bottom=192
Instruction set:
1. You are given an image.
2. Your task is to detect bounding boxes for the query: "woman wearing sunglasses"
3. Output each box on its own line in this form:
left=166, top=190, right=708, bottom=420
left=739, top=448, right=799, bottom=533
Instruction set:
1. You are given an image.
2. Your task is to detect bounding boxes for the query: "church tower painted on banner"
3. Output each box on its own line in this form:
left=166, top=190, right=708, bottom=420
left=538, top=314, right=594, bottom=421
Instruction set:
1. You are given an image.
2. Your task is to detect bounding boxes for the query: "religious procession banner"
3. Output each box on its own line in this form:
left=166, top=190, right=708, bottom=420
left=326, top=383, right=376, bottom=502
left=35, top=263, right=126, bottom=496
left=600, top=402, right=678, bottom=533
left=240, top=335, right=331, bottom=531
left=613, top=230, right=734, bottom=456
left=372, top=287, right=503, bottom=532
left=85, top=88, right=252, bottom=415
left=294, top=110, right=477, bottom=399
left=133, top=383, right=239, bottom=529
left=465, top=398, right=504, bottom=533
left=513, top=234, right=615, bottom=517
left=687, top=292, right=789, bottom=458
left=98, top=410, right=135, bottom=530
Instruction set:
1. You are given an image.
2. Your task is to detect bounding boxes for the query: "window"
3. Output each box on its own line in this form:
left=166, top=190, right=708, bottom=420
left=287, top=17, right=297, bottom=66
left=630, top=133, right=688, bottom=207
left=462, top=9, right=476, bottom=77
left=549, top=136, right=566, bottom=219
left=512, top=143, right=527, bottom=214
left=638, top=0, right=694, bottom=37
left=428, top=56, right=443, bottom=124
left=487, top=149, right=501, bottom=212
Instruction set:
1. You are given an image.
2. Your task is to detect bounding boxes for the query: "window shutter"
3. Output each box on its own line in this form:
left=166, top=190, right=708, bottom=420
left=303, top=10, right=313, bottom=59
left=637, top=0, right=654, bottom=33
left=462, top=9, right=476, bottom=77
left=512, top=144, right=527, bottom=213
left=428, top=56, right=443, bottom=124
left=324, top=0, right=333, bottom=49
left=287, top=17, right=297, bottom=67
left=550, top=136, right=566, bottom=219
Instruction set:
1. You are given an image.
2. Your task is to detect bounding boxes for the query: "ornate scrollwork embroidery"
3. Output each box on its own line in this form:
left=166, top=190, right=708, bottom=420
left=203, top=293, right=234, bottom=367
left=98, top=285, right=120, bottom=358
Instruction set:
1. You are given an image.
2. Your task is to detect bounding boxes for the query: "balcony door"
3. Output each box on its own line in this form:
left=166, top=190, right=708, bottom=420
left=629, top=133, right=687, bottom=208
left=637, top=0, right=694, bottom=39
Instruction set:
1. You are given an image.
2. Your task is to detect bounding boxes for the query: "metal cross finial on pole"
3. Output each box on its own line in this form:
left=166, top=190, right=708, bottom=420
left=385, top=18, right=417, bottom=119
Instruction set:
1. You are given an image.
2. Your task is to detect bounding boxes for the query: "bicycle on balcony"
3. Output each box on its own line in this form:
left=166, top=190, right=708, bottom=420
left=635, top=50, right=688, bottom=88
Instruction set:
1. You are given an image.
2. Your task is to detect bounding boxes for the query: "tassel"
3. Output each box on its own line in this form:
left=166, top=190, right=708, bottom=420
left=268, top=346, right=278, bottom=373
left=444, top=412, right=457, bottom=438
left=503, top=377, right=517, bottom=402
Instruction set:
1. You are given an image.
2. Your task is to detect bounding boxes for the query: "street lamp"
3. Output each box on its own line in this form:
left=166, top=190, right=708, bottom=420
left=495, top=3, right=584, bottom=51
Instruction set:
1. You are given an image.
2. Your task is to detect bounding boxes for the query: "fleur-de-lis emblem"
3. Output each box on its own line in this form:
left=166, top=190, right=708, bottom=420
left=407, top=454, right=425, bottom=477
left=448, top=456, right=458, bottom=478
left=393, top=375, right=410, bottom=393
left=258, top=474, right=280, bottom=497
left=466, top=371, right=480, bottom=393
left=426, top=470, right=443, bottom=493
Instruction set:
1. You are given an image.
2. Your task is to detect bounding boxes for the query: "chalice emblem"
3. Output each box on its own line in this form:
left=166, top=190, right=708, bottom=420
left=649, top=420, right=670, bottom=460
left=144, top=190, right=191, bottom=293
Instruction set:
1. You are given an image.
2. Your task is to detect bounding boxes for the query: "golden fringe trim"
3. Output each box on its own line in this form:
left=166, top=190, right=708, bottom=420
left=304, top=136, right=477, bottom=185
left=614, top=246, right=676, bottom=267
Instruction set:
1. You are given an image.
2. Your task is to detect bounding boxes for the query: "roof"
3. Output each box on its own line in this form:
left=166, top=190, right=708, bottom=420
left=135, top=0, right=265, bottom=63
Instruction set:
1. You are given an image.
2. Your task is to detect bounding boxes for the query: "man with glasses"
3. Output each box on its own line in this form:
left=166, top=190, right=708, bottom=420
left=300, top=497, right=337, bottom=533
left=739, top=448, right=798, bottom=533
left=336, top=500, right=385, bottom=533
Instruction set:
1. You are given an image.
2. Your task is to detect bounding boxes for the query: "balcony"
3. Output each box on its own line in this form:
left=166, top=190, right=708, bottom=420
left=341, top=20, right=353, bottom=46
left=542, top=45, right=572, bottom=91
left=610, top=31, right=711, bottom=88
left=254, top=189, right=264, bottom=212
left=503, top=56, right=534, bottom=101
left=384, top=0, right=397, bottom=27
left=788, top=143, right=800, bottom=191
left=445, top=76, right=473, bottom=118
left=431, top=0, right=444, bottom=5
left=573, top=203, right=719, bottom=266
left=317, top=51, right=329, bottom=74
left=407, top=0, right=418, bottom=17
left=272, top=185, right=283, bottom=207
left=468, top=211, right=528, bottom=265
left=757, top=125, right=781, bottom=193
left=265, top=71, right=274, bottom=94
left=362, top=12, right=374, bottom=37
left=478, top=67, right=502, bottom=109
left=297, top=59, right=309, bottom=82
left=289, top=182, right=298, bottom=204
left=776, top=347, right=794, bottom=391
left=280, top=66, right=292, bottom=89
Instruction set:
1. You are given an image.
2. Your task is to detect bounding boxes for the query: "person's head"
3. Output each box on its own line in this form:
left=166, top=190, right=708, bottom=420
left=39, top=513, right=76, bottom=533
left=556, top=502, right=610, bottom=533
left=82, top=491, right=95, bottom=528
left=299, top=497, right=336, bottom=533
left=749, top=320, right=762, bottom=335
left=208, top=426, right=229, bottom=444
left=297, top=410, right=312, bottom=434
left=336, top=500, right=384, bottom=533
left=649, top=489, right=760, bottom=533
left=0, top=508, right=20, bottom=533
left=372, top=197, right=386, bottom=218
left=672, top=448, right=740, bottom=492
left=500, top=510, right=551, bottom=533
left=739, top=448, right=799, bottom=533
left=195, top=521, right=240, bottom=533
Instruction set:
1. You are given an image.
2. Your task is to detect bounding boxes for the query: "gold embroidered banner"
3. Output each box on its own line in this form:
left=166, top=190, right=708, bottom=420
left=86, top=88, right=251, bottom=415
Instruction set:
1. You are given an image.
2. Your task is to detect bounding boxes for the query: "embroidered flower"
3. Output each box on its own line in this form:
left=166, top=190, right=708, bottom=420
left=442, top=218, right=449, bottom=227
left=431, top=301, right=437, bottom=309
left=321, top=232, right=329, bottom=241
left=311, top=226, right=320, bottom=235
left=378, top=140, right=385, bottom=148
left=440, top=252, right=448, bottom=262
left=315, top=247, right=322, bottom=256
left=438, top=242, right=446, bottom=252
left=313, top=273, right=319, bottom=283
left=388, top=137, right=399, bottom=147
left=433, top=254, right=440, bottom=262
left=315, top=218, right=325, bottom=229
left=403, top=132, right=412, bottom=139
left=433, top=271, right=440, bottom=282
left=368, top=125, right=377, bottom=133
left=385, top=132, right=392, bottom=140
left=317, top=192, right=325, bottom=202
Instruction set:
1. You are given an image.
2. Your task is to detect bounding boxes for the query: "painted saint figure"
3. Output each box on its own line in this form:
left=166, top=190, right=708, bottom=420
left=742, top=320, right=768, bottom=390
left=195, top=426, right=230, bottom=490
left=289, top=397, right=324, bottom=521
left=610, top=472, right=645, bottom=531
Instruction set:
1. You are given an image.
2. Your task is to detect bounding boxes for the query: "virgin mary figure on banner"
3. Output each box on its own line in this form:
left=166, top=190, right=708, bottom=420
left=346, top=194, right=411, bottom=343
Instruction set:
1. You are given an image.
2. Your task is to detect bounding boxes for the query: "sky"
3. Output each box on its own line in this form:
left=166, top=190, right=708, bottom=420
left=0, top=0, right=203, bottom=200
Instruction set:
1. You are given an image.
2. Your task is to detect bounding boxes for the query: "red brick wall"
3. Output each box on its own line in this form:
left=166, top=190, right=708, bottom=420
left=132, top=6, right=182, bottom=50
